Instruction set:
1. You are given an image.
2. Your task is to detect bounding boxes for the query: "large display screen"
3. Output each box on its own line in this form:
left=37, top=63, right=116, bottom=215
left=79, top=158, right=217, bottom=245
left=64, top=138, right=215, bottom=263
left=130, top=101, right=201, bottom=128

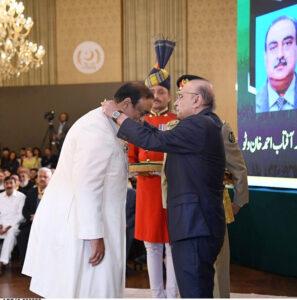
left=237, top=0, right=297, bottom=189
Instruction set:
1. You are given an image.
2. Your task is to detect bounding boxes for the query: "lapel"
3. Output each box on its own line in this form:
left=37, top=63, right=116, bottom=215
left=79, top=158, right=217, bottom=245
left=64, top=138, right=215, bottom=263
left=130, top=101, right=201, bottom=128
left=33, top=187, right=39, bottom=209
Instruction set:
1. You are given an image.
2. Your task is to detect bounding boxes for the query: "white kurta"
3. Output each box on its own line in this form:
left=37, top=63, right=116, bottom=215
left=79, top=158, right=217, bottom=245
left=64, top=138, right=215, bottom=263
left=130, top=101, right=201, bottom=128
left=0, top=190, right=26, bottom=264
left=0, top=190, right=26, bottom=229
left=22, top=107, right=128, bottom=298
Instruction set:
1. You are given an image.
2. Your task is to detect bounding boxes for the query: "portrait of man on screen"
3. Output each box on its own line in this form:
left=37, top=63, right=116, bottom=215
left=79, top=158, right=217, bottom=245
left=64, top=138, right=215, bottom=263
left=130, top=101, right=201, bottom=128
left=256, top=16, right=297, bottom=113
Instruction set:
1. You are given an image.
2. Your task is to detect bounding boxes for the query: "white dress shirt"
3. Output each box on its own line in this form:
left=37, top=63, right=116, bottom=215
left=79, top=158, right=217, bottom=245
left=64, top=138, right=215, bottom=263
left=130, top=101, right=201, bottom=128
left=268, top=75, right=296, bottom=111
left=0, top=190, right=26, bottom=229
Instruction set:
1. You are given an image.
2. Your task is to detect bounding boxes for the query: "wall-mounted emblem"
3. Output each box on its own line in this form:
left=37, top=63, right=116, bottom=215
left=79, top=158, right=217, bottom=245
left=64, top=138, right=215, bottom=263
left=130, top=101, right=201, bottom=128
left=73, top=41, right=104, bottom=74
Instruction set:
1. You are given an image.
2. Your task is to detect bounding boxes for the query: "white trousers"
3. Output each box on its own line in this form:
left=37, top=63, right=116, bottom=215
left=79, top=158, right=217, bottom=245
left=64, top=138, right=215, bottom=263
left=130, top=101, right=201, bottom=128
left=0, top=228, right=18, bottom=265
left=213, top=226, right=230, bottom=298
left=144, top=242, right=178, bottom=298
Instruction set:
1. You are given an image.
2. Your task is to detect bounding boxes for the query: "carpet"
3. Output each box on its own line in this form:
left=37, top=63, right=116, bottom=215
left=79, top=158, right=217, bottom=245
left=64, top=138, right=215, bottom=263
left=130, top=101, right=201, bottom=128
left=124, top=288, right=291, bottom=298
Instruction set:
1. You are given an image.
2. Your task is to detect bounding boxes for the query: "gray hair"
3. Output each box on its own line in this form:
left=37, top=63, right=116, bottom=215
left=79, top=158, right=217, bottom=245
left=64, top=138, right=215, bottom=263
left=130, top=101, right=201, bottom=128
left=38, top=167, right=52, bottom=178
left=192, top=79, right=216, bottom=110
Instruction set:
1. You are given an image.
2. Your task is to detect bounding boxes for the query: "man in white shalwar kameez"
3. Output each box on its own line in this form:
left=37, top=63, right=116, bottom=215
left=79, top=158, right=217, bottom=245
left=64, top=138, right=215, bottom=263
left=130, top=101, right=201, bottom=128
left=22, top=82, right=153, bottom=298
left=0, top=176, right=26, bottom=275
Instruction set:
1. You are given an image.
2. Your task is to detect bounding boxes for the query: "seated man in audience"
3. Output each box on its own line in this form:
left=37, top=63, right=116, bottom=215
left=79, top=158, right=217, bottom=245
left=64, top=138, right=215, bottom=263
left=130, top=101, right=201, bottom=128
left=29, top=168, right=38, bottom=185
left=18, top=148, right=26, bottom=166
left=0, top=169, right=5, bottom=191
left=0, top=148, right=10, bottom=170
left=11, top=173, right=29, bottom=196
left=17, top=168, right=52, bottom=264
left=18, top=168, right=34, bottom=195
left=41, top=148, right=58, bottom=169
left=0, top=176, right=26, bottom=275
left=4, top=169, right=11, bottom=177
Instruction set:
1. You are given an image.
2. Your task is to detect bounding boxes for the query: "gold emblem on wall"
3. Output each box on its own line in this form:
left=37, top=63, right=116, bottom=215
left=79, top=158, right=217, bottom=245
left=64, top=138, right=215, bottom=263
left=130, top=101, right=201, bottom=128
left=73, top=41, right=105, bottom=74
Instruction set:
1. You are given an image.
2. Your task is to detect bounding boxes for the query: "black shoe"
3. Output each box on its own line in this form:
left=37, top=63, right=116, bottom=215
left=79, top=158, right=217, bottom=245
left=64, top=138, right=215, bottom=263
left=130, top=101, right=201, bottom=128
left=126, top=265, right=134, bottom=277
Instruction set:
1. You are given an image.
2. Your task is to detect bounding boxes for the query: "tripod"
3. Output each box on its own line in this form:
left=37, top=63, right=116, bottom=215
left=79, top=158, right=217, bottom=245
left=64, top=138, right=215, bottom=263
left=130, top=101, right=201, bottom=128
left=40, top=121, right=56, bottom=150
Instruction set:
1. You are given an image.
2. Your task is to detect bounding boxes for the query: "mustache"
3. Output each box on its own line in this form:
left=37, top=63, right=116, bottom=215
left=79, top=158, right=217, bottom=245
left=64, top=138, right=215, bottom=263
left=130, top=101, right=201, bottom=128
left=273, top=58, right=287, bottom=69
left=153, top=98, right=162, bottom=103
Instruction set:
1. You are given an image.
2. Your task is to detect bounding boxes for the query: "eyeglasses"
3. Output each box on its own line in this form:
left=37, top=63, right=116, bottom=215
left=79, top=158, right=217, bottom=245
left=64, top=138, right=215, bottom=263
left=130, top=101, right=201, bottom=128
left=176, top=92, right=199, bottom=100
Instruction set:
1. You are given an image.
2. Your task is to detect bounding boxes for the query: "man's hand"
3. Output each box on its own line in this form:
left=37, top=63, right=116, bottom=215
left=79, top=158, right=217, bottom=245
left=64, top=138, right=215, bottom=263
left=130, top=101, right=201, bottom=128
left=101, top=100, right=129, bottom=125
left=88, top=238, right=105, bottom=267
left=0, top=226, right=12, bottom=235
left=30, top=214, right=35, bottom=221
left=101, top=100, right=118, bottom=118
left=232, top=203, right=241, bottom=215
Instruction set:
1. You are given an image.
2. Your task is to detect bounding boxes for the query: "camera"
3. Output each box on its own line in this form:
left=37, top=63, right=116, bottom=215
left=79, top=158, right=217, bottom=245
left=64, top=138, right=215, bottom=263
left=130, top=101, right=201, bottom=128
left=44, top=110, right=55, bottom=121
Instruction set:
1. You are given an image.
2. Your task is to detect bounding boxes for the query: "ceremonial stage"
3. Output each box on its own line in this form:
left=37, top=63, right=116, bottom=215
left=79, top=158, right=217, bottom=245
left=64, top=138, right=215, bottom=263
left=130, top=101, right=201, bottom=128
left=0, top=261, right=296, bottom=298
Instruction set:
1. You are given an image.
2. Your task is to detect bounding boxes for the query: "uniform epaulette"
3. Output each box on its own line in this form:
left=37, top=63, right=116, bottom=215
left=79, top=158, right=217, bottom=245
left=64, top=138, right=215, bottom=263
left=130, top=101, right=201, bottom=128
left=166, top=120, right=179, bottom=130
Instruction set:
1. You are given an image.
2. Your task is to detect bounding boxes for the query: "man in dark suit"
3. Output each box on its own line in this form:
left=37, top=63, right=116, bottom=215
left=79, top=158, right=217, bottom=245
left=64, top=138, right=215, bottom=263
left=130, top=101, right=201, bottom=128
left=256, top=16, right=297, bottom=113
left=18, top=167, right=34, bottom=195
left=17, top=168, right=52, bottom=264
left=41, top=147, right=58, bottom=169
left=102, top=79, right=226, bottom=298
left=55, top=112, right=70, bottom=153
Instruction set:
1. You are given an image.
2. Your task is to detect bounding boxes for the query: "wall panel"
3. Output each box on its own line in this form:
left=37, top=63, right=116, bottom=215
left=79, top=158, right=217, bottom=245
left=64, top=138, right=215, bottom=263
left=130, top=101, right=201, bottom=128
left=56, top=0, right=122, bottom=84
left=187, top=0, right=238, bottom=132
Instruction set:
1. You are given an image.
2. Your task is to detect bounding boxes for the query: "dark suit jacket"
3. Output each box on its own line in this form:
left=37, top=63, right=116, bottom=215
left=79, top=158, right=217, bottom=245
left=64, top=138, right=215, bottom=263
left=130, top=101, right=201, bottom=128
left=118, top=108, right=226, bottom=242
left=57, top=122, right=70, bottom=151
left=19, top=187, right=38, bottom=230
left=19, top=181, right=34, bottom=196
left=256, top=75, right=297, bottom=113
left=41, top=154, right=58, bottom=169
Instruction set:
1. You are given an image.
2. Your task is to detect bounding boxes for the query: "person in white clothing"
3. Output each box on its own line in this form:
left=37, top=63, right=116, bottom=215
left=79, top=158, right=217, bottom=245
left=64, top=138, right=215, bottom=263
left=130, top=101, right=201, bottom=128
left=0, top=176, right=26, bottom=275
left=0, top=169, right=5, bottom=190
left=22, top=82, right=153, bottom=298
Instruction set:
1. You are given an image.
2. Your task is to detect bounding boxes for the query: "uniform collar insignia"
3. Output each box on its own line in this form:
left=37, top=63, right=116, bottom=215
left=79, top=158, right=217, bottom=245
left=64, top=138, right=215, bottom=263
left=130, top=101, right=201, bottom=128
left=150, top=107, right=169, bottom=116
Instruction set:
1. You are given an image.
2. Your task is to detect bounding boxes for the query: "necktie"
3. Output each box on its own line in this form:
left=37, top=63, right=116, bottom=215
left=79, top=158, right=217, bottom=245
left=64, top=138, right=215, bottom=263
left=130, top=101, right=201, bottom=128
left=37, top=189, right=44, bottom=207
left=276, top=97, right=286, bottom=110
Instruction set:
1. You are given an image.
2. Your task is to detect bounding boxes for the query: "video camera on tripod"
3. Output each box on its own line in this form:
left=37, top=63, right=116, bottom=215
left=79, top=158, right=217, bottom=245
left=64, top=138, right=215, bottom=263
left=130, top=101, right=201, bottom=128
left=44, top=110, right=55, bottom=123
left=41, top=110, right=57, bottom=149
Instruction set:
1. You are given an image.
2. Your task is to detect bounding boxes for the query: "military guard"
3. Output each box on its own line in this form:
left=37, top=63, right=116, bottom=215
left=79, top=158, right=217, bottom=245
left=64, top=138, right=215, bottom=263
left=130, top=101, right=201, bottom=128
left=128, top=39, right=178, bottom=298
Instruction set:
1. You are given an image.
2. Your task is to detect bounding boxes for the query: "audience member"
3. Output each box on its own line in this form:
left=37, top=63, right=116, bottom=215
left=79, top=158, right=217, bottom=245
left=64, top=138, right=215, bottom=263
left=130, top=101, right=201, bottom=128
left=29, top=168, right=38, bottom=185
left=7, top=151, right=19, bottom=174
left=41, top=147, right=58, bottom=169
left=0, top=148, right=10, bottom=170
left=18, top=148, right=26, bottom=166
left=22, top=148, right=39, bottom=169
left=4, top=170, right=11, bottom=177
left=0, top=176, right=26, bottom=275
left=32, top=147, right=42, bottom=169
left=0, top=169, right=4, bottom=191
left=55, top=112, right=70, bottom=153
left=11, top=173, right=28, bottom=196
left=17, top=168, right=52, bottom=265
left=18, top=168, right=34, bottom=195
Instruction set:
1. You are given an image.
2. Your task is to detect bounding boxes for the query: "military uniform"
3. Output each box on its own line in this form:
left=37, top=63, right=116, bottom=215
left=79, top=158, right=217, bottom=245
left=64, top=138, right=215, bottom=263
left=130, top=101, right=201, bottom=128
left=128, top=109, right=177, bottom=243
left=128, top=39, right=178, bottom=298
left=213, top=121, right=248, bottom=298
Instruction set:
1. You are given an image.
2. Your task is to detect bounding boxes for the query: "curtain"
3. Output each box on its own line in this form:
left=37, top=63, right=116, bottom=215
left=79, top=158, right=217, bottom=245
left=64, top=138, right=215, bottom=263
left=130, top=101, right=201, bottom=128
left=123, top=0, right=187, bottom=94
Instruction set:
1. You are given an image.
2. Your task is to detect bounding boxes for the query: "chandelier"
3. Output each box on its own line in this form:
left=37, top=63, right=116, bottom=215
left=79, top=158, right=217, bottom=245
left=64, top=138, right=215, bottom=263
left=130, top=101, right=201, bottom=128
left=0, top=0, right=45, bottom=80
